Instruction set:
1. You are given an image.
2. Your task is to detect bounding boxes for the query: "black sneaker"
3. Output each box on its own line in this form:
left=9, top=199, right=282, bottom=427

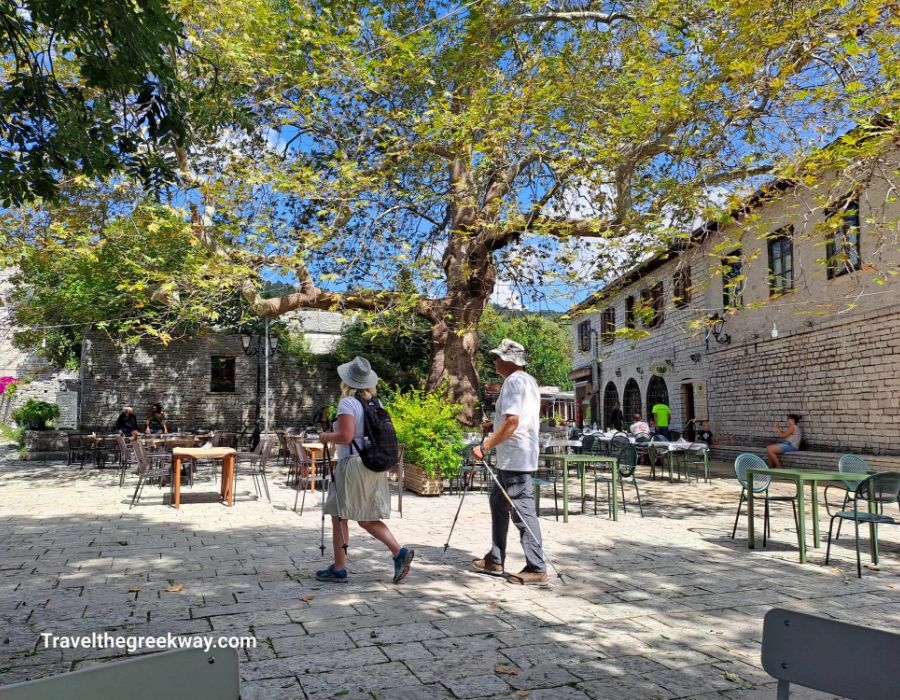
left=315, top=565, right=348, bottom=583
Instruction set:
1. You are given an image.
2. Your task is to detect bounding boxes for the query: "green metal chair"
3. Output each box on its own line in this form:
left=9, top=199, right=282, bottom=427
left=825, top=471, right=900, bottom=578
left=533, top=460, right=560, bottom=520
left=731, top=453, right=800, bottom=547
left=682, top=442, right=710, bottom=483
left=592, top=444, right=643, bottom=518
left=825, top=454, right=871, bottom=539
left=648, top=434, right=669, bottom=480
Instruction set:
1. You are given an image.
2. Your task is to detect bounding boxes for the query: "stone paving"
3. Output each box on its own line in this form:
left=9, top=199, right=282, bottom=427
left=0, top=447, right=898, bottom=699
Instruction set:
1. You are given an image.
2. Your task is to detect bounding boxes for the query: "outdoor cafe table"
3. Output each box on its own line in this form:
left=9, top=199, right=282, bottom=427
left=302, top=442, right=327, bottom=494
left=171, top=447, right=236, bottom=509
left=746, top=468, right=872, bottom=564
left=538, top=453, right=619, bottom=523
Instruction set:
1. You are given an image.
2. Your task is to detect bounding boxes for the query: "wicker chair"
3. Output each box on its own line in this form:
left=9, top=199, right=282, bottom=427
left=233, top=438, right=273, bottom=502
left=129, top=440, right=172, bottom=508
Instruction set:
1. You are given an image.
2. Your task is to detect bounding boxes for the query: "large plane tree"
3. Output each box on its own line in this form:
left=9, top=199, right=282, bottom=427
left=6, top=0, right=898, bottom=423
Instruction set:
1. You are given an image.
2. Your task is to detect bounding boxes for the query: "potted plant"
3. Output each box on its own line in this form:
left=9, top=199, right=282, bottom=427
left=12, top=399, right=60, bottom=430
left=387, top=386, right=466, bottom=496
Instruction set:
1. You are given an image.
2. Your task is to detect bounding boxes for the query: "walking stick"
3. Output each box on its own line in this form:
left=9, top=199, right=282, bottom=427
left=441, top=457, right=475, bottom=557
left=323, top=442, right=349, bottom=556
left=478, top=440, right=567, bottom=584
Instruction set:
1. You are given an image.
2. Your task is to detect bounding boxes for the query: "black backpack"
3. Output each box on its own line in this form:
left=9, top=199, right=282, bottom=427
left=351, top=395, right=400, bottom=472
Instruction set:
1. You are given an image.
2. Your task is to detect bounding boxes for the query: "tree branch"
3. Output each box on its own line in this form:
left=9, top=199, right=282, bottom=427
left=241, top=265, right=441, bottom=322
left=507, top=11, right=633, bottom=27
left=702, top=165, right=774, bottom=186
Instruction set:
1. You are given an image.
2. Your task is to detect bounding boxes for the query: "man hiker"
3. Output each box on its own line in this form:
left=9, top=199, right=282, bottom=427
left=472, top=339, right=547, bottom=584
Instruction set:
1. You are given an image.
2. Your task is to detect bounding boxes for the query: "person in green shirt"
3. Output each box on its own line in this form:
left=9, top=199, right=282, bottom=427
left=651, top=402, right=671, bottom=439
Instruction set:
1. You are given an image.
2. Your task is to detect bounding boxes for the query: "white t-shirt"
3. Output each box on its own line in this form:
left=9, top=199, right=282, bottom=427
left=334, top=396, right=366, bottom=459
left=630, top=421, right=650, bottom=434
left=494, top=370, right=540, bottom=472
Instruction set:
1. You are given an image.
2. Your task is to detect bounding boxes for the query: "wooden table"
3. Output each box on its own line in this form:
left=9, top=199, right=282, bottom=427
left=302, top=442, right=326, bottom=494
left=539, top=453, right=619, bottom=522
left=171, top=447, right=236, bottom=509
left=747, top=468, right=872, bottom=563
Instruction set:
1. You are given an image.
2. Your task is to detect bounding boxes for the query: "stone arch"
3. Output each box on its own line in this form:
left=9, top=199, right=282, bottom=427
left=623, top=379, right=642, bottom=423
left=603, top=381, right=620, bottom=430
left=646, top=375, right=670, bottom=416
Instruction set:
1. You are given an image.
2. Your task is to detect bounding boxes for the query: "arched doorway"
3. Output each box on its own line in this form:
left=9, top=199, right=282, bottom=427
left=623, top=379, right=642, bottom=423
left=646, top=375, right=669, bottom=415
left=603, top=382, right=620, bottom=430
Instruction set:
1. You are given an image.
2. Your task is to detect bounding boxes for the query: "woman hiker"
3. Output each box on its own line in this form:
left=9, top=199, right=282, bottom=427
left=316, top=356, right=414, bottom=583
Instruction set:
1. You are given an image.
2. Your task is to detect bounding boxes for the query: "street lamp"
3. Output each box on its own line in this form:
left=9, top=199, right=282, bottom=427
left=707, top=313, right=732, bottom=346
left=240, top=319, right=280, bottom=443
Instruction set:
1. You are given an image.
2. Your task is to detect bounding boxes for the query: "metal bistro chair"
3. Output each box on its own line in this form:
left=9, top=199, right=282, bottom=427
left=592, top=444, right=643, bottom=518
left=233, top=438, right=273, bottom=502
left=761, top=607, right=900, bottom=700
left=67, top=433, right=89, bottom=467
left=95, top=434, right=120, bottom=470
left=825, top=454, right=872, bottom=540
left=580, top=434, right=598, bottom=456
left=632, top=432, right=650, bottom=466
left=825, top=471, right=900, bottom=578
left=682, top=442, right=710, bottom=484
left=115, top=433, right=137, bottom=487
left=533, top=456, right=560, bottom=521
left=451, top=444, right=489, bottom=495
left=129, top=439, right=172, bottom=508
left=290, top=438, right=326, bottom=514
left=731, top=453, right=800, bottom=547
left=648, top=434, right=669, bottom=480
left=608, top=432, right=630, bottom=459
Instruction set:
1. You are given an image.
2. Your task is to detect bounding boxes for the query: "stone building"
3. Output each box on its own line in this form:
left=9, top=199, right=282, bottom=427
left=569, top=140, right=899, bottom=455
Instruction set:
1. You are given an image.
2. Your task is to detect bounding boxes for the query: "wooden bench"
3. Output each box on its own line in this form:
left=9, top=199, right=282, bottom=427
left=711, top=445, right=900, bottom=472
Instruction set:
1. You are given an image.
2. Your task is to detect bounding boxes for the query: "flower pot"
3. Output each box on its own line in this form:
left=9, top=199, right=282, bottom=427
left=403, top=462, right=443, bottom=496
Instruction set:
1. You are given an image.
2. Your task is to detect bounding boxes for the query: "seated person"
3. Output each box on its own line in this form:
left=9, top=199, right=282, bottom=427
left=114, top=406, right=139, bottom=435
left=766, top=414, right=802, bottom=468
left=698, top=420, right=713, bottom=446
left=629, top=413, right=650, bottom=435
left=146, top=403, right=168, bottom=434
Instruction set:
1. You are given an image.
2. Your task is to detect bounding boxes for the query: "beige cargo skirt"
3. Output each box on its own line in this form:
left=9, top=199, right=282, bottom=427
left=324, top=455, right=391, bottom=521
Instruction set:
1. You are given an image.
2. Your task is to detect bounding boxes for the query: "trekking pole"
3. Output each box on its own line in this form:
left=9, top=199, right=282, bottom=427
left=324, top=442, right=349, bottom=556
left=441, top=456, right=476, bottom=557
left=478, top=440, right=567, bottom=584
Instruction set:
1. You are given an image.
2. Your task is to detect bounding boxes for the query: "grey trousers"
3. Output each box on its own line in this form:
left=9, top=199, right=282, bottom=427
left=489, top=470, right=546, bottom=572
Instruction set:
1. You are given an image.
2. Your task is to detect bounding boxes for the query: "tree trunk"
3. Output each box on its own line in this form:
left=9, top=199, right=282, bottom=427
left=426, top=234, right=495, bottom=426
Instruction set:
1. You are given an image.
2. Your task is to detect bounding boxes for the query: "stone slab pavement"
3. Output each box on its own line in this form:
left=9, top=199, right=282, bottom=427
left=0, top=447, right=897, bottom=699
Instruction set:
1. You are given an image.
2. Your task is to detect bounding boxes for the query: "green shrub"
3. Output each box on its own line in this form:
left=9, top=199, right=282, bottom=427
left=12, top=400, right=60, bottom=430
left=386, top=387, right=465, bottom=480
left=0, top=424, right=25, bottom=446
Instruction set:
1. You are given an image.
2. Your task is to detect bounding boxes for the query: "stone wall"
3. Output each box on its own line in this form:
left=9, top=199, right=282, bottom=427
left=707, top=308, right=900, bottom=454
left=80, top=332, right=339, bottom=432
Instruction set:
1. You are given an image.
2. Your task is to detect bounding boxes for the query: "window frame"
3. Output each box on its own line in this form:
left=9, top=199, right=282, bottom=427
left=640, top=282, right=664, bottom=328
left=722, top=249, right=744, bottom=309
left=825, top=195, right=861, bottom=279
left=600, top=307, right=616, bottom=344
left=767, top=225, right=794, bottom=297
left=578, top=320, right=592, bottom=352
left=673, top=266, right=692, bottom=308
left=210, top=356, right=237, bottom=393
left=625, top=296, right=636, bottom=329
